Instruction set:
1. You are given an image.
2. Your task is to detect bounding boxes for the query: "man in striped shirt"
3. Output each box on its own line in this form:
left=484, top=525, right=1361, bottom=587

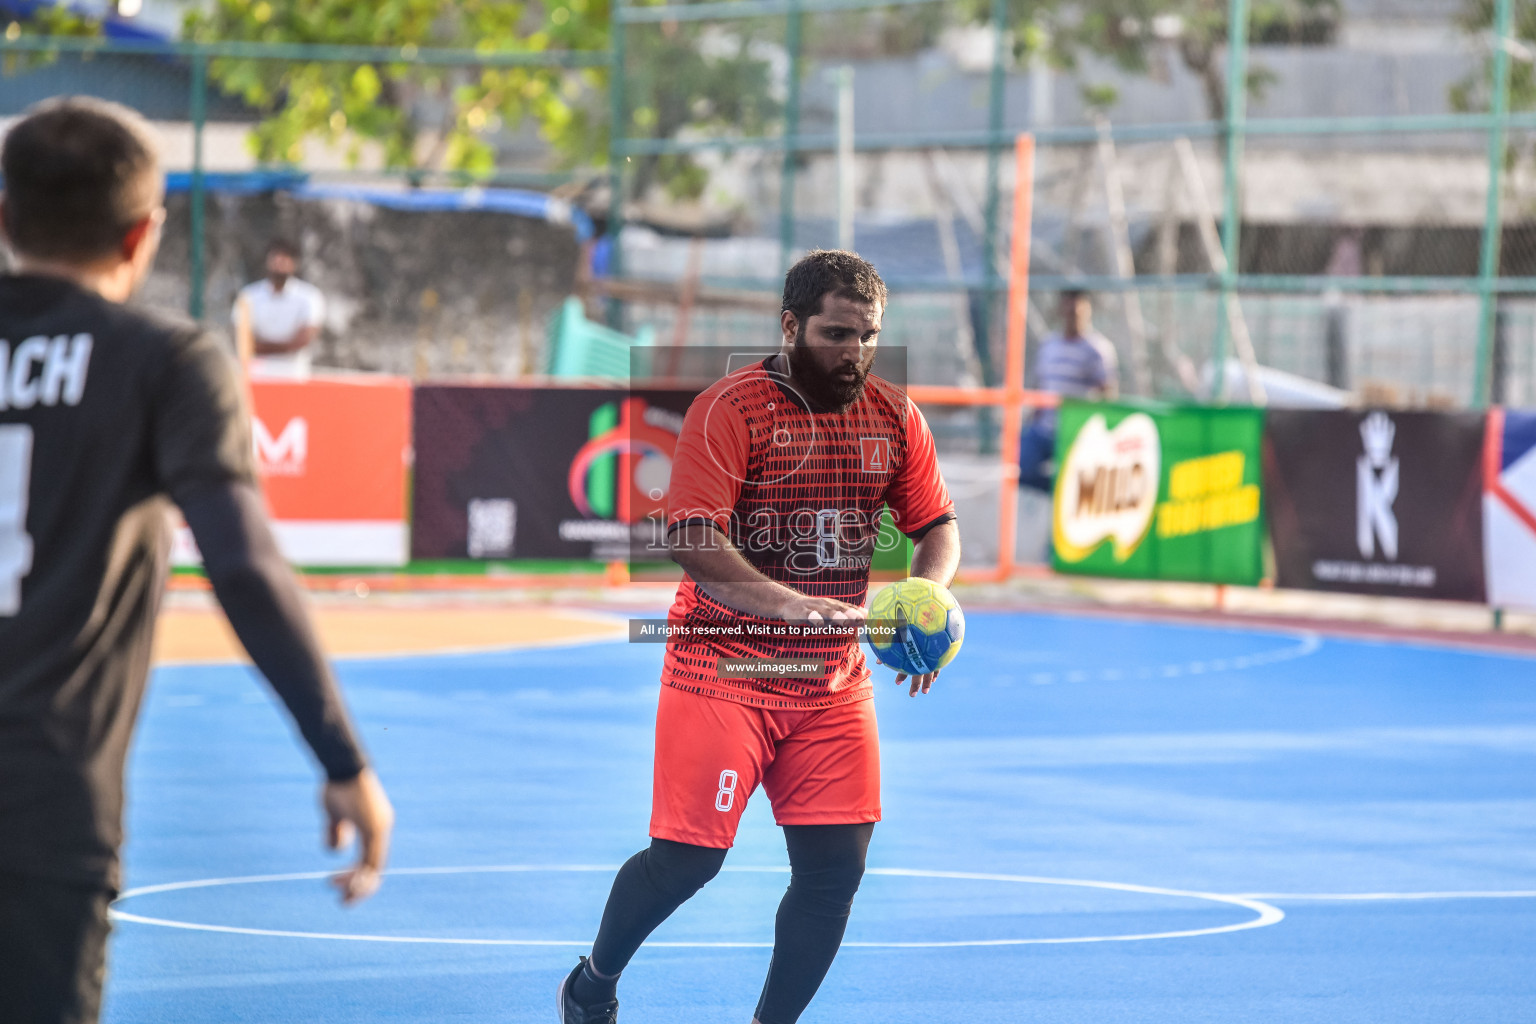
left=1019, top=289, right=1120, bottom=491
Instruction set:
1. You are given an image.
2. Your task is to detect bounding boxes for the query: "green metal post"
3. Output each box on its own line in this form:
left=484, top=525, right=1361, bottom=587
left=972, top=0, right=1007, bottom=453
left=606, top=11, right=627, bottom=329
left=977, top=0, right=1005, bottom=390
left=188, top=50, right=208, bottom=320
left=1212, top=0, right=1249, bottom=401
left=1474, top=0, right=1514, bottom=408
left=779, top=2, right=803, bottom=272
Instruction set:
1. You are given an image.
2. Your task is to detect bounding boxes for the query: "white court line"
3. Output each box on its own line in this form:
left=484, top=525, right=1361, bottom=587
left=155, top=626, right=631, bottom=669
left=157, top=618, right=1321, bottom=675
left=109, top=865, right=1283, bottom=949
left=1238, top=890, right=1536, bottom=901
left=332, top=628, right=631, bottom=664
left=1023, top=631, right=1321, bottom=686
left=850, top=869, right=1282, bottom=947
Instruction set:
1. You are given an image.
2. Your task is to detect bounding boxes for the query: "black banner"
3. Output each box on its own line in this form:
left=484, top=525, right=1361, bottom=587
left=411, top=385, right=696, bottom=561
left=1263, top=409, right=1486, bottom=601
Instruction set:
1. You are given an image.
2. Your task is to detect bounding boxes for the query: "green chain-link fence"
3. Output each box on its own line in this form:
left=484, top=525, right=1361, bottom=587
left=3, top=0, right=1532, bottom=409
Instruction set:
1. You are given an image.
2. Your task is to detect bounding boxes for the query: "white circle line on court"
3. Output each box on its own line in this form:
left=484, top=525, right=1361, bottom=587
left=109, top=865, right=1283, bottom=949
left=156, top=618, right=1323, bottom=675
left=1237, top=890, right=1536, bottom=901
left=1023, top=631, right=1321, bottom=687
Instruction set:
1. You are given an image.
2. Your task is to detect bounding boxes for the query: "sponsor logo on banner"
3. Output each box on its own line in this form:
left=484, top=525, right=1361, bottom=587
left=179, top=378, right=411, bottom=568
left=1052, top=401, right=1265, bottom=585
left=1356, top=412, right=1399, bottom=559
left=1053, top=412, right=1161, bottom=562
left=1311, top=412, right=1436, bottom=589
left=411, top=386, right=697, bottom=562
left=860, top=437, right=891, bottom=472
left=560, top=397, right=684, bottom=560
left=565, top=397, right=682, bottom=522
left=1265, top=409, right=1485, bottom=601
left=467, top=498, right=517, bottom=558
left=254, top=416, right=307, bottom=477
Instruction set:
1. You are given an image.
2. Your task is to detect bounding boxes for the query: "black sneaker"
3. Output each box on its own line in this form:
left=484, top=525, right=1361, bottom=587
left=558, top=957, right=618, bottom=1024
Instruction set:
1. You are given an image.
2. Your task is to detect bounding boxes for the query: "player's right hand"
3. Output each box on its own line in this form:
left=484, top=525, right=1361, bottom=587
left=322, top=768, right=394, bottom=905
left=777, top=595, right=867, bottom=626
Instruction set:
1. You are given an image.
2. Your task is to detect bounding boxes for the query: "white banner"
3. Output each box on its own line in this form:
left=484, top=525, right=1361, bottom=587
left=1484, top=409, right=1536, bottom=611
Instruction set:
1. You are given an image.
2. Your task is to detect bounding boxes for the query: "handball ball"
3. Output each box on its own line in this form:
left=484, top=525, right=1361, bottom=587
left=864, top=577, right=965, bottom=676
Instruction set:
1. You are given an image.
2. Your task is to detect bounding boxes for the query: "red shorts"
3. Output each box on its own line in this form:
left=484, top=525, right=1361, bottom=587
left=649, top=685, right=881, bottom=849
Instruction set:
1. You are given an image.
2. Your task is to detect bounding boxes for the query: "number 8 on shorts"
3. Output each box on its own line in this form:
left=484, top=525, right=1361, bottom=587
left=715, top=769, right=739, bottom=812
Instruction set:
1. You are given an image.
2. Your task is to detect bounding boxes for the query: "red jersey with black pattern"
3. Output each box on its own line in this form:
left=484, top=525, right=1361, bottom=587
left=663, top=357, right=955, bottom=708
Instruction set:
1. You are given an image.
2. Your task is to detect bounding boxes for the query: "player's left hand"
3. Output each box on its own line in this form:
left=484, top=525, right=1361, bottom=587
left=894, top=669, right=939, bottom=697
left=322, top=768, right=394, bottom=905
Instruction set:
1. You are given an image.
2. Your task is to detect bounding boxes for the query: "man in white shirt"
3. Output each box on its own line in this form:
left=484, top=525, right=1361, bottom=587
left=233, top=238, right=325, bottom=379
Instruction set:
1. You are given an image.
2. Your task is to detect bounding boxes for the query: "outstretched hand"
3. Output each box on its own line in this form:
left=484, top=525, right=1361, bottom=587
left=894, top=668, right=939, bottom=697
left=778, top=594, right=867, bottom=627
left=321, top=768, right=394, bottom=904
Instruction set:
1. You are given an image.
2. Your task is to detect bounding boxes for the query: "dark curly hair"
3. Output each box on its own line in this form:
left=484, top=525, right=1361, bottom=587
left=781, top=249, right=887, bottom=327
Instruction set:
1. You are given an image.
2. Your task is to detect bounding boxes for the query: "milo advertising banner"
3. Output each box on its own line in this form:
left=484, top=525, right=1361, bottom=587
left=1051, top=400, right=1266, bottom=585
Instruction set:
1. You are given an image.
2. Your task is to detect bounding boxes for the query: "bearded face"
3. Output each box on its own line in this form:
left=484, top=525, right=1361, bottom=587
left=783, top=292, right=881, bottom=412
left=791, top=323, right=872, bottom=409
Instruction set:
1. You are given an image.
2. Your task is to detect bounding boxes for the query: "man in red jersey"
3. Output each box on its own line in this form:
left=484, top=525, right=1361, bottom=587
left=559, top=250, right=960, bottom=1024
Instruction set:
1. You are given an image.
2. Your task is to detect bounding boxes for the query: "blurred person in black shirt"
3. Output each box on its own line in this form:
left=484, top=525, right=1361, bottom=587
left=0, top=97, right=394, bottom=1024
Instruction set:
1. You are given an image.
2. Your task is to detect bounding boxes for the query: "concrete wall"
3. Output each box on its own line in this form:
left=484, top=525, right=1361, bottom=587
left=141, top=190, right=582, bottom=376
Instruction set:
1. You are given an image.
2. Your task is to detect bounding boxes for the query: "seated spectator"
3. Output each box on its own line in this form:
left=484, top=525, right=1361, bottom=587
left=1019, top=289, right=1120, bottom=492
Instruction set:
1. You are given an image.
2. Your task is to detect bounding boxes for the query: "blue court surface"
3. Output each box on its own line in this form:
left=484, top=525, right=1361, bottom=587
left=110, top=610, right=1536, bottom=1023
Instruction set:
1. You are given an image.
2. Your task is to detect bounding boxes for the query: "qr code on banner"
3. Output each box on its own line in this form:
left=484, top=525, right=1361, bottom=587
left=467, top=498, right=516, bottom=558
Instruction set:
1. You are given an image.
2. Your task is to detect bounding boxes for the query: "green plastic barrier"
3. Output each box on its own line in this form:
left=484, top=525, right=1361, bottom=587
left=546, top=296, right=656, bottom=379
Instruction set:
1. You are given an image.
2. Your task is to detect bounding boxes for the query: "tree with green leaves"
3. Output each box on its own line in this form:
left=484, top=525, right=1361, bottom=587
left=1450, top=0, right=1535, bottom=116
left=178, top=0, right=782, bottom=201
left=965, top=0, right=1339, bottom=120
left=1450, top=0, right=1536, bottom=214
left=7, top=1, right=785, bottom=201
left=1, top=5, right=102, bottom=76
left=616, top=19, right=781, bottom=201
left=182, top=0, right=609, bottom=176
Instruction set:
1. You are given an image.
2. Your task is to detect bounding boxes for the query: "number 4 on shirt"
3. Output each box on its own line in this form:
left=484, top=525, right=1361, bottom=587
left=861, top=437, right=891, bottom=473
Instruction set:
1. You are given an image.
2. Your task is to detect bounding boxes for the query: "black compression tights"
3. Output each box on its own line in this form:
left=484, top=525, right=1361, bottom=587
left=754, top=823, right=873, bottom=1024
left=588, top=838, right=726, bottom=981
left=584, top=824, right=873, bottom=1024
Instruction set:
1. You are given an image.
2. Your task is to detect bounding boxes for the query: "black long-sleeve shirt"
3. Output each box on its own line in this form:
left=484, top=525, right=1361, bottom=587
left=0, top=274, right=365, bottom=889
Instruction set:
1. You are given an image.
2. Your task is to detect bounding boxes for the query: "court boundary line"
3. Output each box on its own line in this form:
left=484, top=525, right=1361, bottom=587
left=977, top=601, right=1536, bottom=660
left=1238, top=889, right=1536, bottom=901
left=155, top=624, right=631, bottom=669
left=1020, top=630, right=1320, bottom=686
left=108, top=864, right=1283, bottom=949
left=159, top=612, right=1322, bottom=678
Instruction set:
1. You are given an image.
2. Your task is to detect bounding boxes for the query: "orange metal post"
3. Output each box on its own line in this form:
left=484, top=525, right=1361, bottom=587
left=906, top=385, right=1057, bottom=408
left=994, top=134, right=1035, bottom=580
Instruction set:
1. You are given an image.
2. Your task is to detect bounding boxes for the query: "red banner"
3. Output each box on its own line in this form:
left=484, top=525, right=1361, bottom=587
left=177, top=374, right=412, bottom=567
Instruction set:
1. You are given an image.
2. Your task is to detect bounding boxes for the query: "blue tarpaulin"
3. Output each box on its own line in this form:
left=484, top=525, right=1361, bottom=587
left=294, top=184, right=594, bottom=241
left=163, top=171, right=309, bottom=195
left=157, top=174, right=594, bottom=241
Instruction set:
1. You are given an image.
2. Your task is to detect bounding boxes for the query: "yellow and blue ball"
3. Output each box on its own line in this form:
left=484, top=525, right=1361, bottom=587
left=863, top=577, right=965, bottom=676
